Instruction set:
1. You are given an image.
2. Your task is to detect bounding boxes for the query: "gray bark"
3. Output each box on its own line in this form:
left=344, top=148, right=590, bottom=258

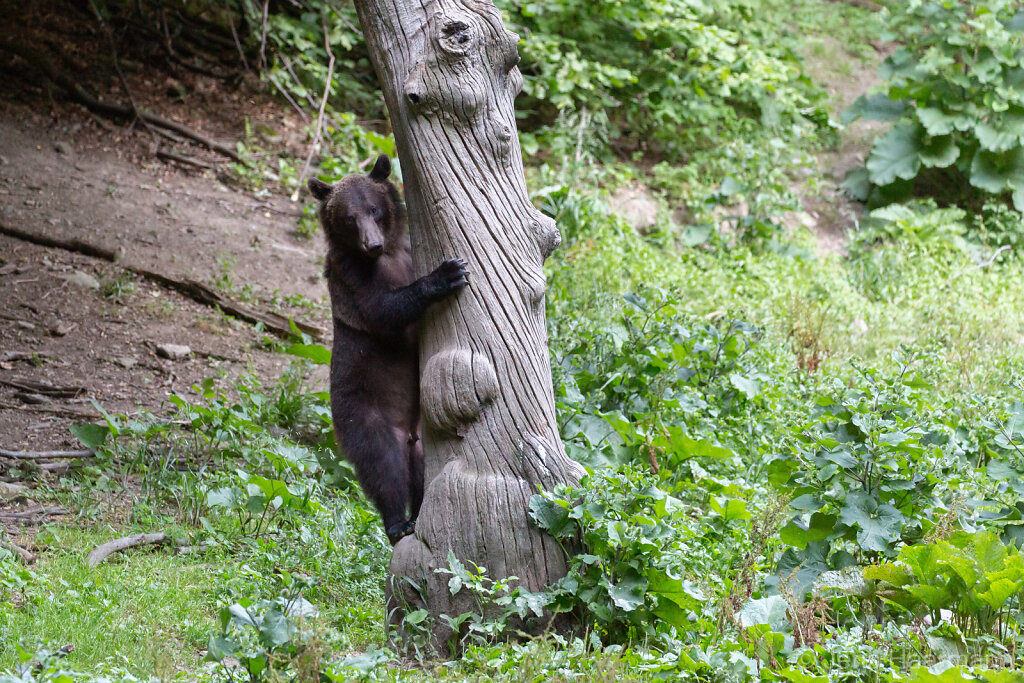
left=351, top=0, right=584, bottom=649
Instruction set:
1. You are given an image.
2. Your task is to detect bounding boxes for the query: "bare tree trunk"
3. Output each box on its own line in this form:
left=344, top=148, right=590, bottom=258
left=351, top=0, right=584, bottom=649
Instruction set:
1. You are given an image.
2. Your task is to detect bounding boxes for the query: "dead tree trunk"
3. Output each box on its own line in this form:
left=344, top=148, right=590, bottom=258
left=351, top=0, right=584, bottom=648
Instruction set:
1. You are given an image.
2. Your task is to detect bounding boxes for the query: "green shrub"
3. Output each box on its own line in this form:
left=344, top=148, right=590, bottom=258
left=844, top=0, right=1024, bottom=211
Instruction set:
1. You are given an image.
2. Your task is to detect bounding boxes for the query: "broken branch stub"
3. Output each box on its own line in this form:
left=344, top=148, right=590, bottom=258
left=352, top=0, right=583, bottom=648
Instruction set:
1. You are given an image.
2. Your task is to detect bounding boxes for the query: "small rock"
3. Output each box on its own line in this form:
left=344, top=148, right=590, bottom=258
left=0, top=154, right=7, bottom=165
left=60, top=270, right=99, bottom=290
left=0, top=482, right=29, bottom=501
left=156, top=343, right=191, bottom=361
left=608, top=185, right=660, bottom=232
left=112, top=356, right=137, bottom=369
left=16, top=320, right=35, bottom=330
left=0, top=263, right=17, bottom=276
left=50, top=322, right=75, bottom=337
left=53, top=141, right=73, bottom=155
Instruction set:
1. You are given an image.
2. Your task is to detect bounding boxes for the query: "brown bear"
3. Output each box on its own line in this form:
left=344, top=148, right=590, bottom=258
left=309, top=154, right=468, bottom=545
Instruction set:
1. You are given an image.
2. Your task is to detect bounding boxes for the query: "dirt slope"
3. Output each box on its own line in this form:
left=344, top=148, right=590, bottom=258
left=0, top=101, right=330, bottom=450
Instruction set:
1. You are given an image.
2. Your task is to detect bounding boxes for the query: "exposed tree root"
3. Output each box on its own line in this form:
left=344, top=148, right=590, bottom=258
left=0, top=34, right=244, bottom=163
left=0, top=223, right=326, bottom=341
left=87, top=532, right=169, bottom=567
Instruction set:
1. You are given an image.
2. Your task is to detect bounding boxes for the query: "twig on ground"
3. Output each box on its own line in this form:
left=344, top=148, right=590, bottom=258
left=0, top=538, right=36, bottom=563
left=87, top=532, right=169, bottom=567
left=0, top=506, right=67, bottom=522
left=0, top=449, right=93, bottom=460
left=0, top=378, right=86, bottom=398
left=0, top=351, right=55, bottom=363
left=0, top=223, right=326, bottom=340
left=0, top=401, right=103, bottom=419
left=156, top=150, right=216, bottom=170
left=292, top=9, right=335, bottom=202
left=944, top=244, right=1012, bottom=288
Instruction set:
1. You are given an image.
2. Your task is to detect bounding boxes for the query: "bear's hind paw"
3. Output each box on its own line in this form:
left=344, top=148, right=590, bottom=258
left=386, top=520, right=416, bottom=546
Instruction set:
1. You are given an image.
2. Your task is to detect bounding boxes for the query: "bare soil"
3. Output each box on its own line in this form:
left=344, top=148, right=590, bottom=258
left=0, top=98, right=329, bottom=452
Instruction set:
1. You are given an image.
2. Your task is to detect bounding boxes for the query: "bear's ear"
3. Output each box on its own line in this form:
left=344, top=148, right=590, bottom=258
left=369, top=154, right=391, bottom=182
left=308, top=178, right=332, bottom=202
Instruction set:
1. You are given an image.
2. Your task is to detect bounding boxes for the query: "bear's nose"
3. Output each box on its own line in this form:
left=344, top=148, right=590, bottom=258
left=366, top=242, right=384, bottom=257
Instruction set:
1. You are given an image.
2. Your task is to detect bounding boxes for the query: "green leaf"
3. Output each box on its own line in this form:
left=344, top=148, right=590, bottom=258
left=918, top=135, right=959, bottom=168
left=737, top=596, right=789, bottom=631
left=666, top=430, right=734, bottom=460
left=285, top=343, right=332, bottom=365
left=529, top=495, right=573, bottom=538
left=710, top=496, right=751, bottom=521
left=779, top=512, right=837, bottom=550
left=70, top=423, right=110, bottom=450
left=841, top=167, right=870, bottom=201
left=970, top=147, right=1024, bottom=194
left=607, top=572, right=646, bottom=612
left=864, top=562, right=914, bottom=587
left=779, top=669, right=828, bottom=683
left=978, top=578, right=1019, bottom=610
left=977, top=121, right=1023, bottom=153
left=259, top=607, right=291, bottom=647
left=206, top=635, right=238, bottom=662
left=917, top=107, right=959, bottom=136
left=867, top=122, right=923, bottom=186
left=207, top=486, right=244, bottom=509
left=404, top=609, right=428, bottom=625
left=839, top=492, right=904, bottom=553
left=648, top=569, right=705, bottom=609
left=728, top=373, right=761, bottom=399
left=842, top=93, right=907, bottom=125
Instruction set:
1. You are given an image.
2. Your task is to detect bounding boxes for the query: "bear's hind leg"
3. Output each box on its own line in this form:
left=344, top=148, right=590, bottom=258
left=339, top=415, right=412, bottom=544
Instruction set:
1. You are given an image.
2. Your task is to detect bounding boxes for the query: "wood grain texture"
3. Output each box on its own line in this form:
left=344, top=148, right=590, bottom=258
left=352, top=0, right=583, bottom=648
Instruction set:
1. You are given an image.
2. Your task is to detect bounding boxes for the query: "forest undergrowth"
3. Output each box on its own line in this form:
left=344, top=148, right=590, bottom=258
left=3, top=0, right=1024, bottom=681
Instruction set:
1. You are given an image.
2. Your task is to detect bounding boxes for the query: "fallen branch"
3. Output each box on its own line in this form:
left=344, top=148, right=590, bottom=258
left=0, top=223, right=326, bottom=341
left=0, top=538, right=36, bottom=563
left=131, top=265, right=326, bottom=340
left=0, top=401, right=103, bottom=420
left=87, top=532, right=169, bottom=567
left=0, top=506, right=67, bottom=522
left=0, top=34, right=244, bottom=163
left=0, top=449, right=93, bottom=460
left=0, top=378, right=87, bottom=398
left=156, top=150, right=216, bottom=170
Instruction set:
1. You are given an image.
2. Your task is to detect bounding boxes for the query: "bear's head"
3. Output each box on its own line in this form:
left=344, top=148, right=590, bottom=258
left=309, top=155, right=404, bottom=260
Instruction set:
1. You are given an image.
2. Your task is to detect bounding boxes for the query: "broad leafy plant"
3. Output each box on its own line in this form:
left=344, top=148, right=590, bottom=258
left=530, top=468, right=709, bottom=644
left=844, top=0, right=1024, bottom=210
left=768, top=353, right=969, bottom=594
left=865, top=530, right=1024, bottom=642
left=554, top=290, right=767, bottom=473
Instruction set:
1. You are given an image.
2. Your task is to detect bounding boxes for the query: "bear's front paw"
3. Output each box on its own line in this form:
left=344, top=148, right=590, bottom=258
left=429, top=258, right=470, bottom=299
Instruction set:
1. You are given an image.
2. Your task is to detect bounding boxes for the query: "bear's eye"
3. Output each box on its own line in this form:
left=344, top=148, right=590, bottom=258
left=371, top=205, right=382, bottom=219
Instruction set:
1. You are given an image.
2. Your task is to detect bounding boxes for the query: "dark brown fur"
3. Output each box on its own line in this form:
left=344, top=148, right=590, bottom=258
left=309, top=155, right=468, bottom=544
